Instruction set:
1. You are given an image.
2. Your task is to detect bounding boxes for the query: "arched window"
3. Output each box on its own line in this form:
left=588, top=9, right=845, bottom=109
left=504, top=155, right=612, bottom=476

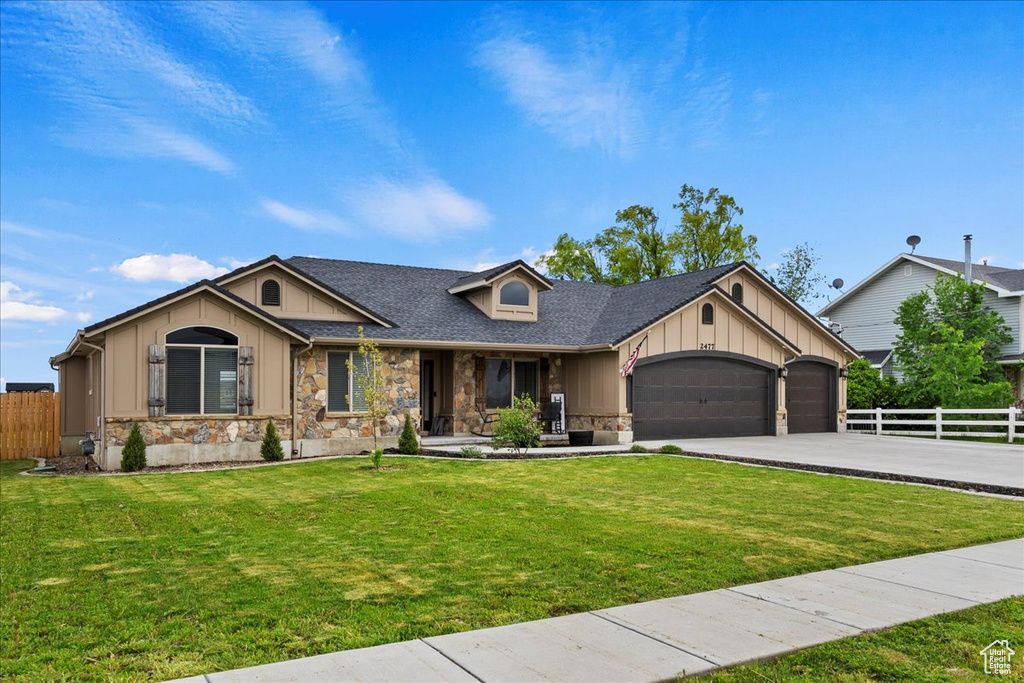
left=165, top=327, right=238, bottom=415
left=261, top=279, right=281, bottom=306
left=701, top=303, right=714, bottom=325
left=499, top=281, right=530, bottom=306
left=731, top=283, right=743, bottom=304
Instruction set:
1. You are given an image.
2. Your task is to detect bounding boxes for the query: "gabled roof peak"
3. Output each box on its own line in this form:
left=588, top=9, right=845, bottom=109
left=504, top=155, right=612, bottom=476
left=447, top=259, right=553, bottom=294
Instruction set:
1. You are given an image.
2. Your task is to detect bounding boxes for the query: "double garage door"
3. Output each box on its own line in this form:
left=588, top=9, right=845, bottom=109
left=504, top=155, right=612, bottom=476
left=632, top=354, right=834, bottom=440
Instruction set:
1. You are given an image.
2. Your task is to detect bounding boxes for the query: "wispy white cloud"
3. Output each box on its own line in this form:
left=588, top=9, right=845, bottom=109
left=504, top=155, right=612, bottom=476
left=346, top=179, right=491, bottom=241
left=475, top=36, right=641, bottom=156
left=179, top=1, right=399, bottom=149
left=260, top=199, right=349, bottom=233
left=58, top=114, right=236, bottom=175
left=111, top=254, right=229, bottom=283
left=3, top=1, right=246, bottom=174
left=0, top=282, right=68, bottom=322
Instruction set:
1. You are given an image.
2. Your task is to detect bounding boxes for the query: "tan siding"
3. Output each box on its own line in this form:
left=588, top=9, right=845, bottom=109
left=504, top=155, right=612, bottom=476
left=104, top=291, right=292, bottom=418
left=224, top=265, right=370, bottom=322
left=563, top=352, right=619, bottom=413
left=109, top=326, right=139, bottom=414
left=491, top=273, right=539, bottom=322
left=60, top=357, right=89, bottom=435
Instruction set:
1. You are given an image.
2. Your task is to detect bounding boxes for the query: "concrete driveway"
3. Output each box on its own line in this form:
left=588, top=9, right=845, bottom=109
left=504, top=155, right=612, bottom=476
left=637, top=433, right=1024, bottom=491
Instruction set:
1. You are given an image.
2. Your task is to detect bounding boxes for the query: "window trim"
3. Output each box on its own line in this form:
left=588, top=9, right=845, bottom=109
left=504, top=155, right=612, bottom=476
left=484, top=357, right=540, bottom=410
left=701, top=303, right=715, bottom=325
left=164, top=336, right=239, bottom=416
left=498, top=280, right=531, bottom=307
left=731, top=283, right=743, bottom=304
left=326, top=350, right=368, bottom=415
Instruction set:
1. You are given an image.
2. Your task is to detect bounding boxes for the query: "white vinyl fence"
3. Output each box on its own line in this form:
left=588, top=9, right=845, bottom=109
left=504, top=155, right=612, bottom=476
left=847, top=407, right=1021, bottom=442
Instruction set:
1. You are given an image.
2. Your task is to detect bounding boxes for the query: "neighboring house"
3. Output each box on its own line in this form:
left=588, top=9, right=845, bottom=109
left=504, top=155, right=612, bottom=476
left=51, top=256, right=857, bottom=470
left=4, top=382, right=55, bottom=393
left=818, top=252, right=1023, bottom=397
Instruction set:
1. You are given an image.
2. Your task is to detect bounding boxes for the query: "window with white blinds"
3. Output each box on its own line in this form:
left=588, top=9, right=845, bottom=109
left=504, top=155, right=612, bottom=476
left=327, top=351, right=370, bottom=412
left=165, top=327, right=238, bottom=415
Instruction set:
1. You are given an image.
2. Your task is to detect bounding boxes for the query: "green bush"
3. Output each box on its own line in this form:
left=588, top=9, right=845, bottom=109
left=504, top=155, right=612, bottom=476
left=659, top=444, right=684, bottom=454
left=120, top=422, right=147, bottom=472
left=260, top=420, right=284, bottom=461
left=459, top=445, right=486, bottom=459
left=398, top=414, right=419, bottom=454
left=369, top=448, right=384, bottom=470
left=628, top=443, right=647, bottom=453
left=491, top=394, right=542, bottom=455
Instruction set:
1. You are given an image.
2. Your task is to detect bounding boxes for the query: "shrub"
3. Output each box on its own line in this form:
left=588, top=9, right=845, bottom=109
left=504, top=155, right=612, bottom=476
left=628, top=443, right=647, bottom=453
left=398, top=414, right=419, bottom=454
left=369, top=448, right=384, bottom=470
left=659, top=444, right=684, bottom=454
left=260, top=420, right=284, bottom=461
left=491, top=394, right=542, bottom=455
left=459, top=445, right=486, bottom=459
left=120, top=422, right=147, bottom=472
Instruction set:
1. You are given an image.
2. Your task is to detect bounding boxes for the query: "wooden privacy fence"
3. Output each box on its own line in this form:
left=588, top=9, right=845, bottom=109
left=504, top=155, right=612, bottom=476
left=847, top=407, right=1020, bottom=442
left=0, top=392, right=60, bottom=459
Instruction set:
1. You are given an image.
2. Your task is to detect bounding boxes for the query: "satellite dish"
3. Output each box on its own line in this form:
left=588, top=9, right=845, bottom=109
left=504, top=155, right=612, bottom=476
left=831, top=278, right=844, bottom=290
left=906, top=235, right=921, bottom=254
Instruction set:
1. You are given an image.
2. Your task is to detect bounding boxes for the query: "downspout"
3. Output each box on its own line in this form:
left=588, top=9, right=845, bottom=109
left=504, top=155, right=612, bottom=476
left=78, top=336, right=105, bottom=470
left=292, top=339, right=314, bottom=458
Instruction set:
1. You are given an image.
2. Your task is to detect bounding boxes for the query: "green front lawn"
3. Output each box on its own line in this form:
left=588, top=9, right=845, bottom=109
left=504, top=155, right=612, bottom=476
left=708, top=597, right=1024, bottom=681
left=1, top=456, right=1022, bottom=681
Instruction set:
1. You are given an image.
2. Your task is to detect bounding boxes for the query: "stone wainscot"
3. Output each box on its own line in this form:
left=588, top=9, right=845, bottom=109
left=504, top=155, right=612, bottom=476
left=294, top=346, right=420, bottom=457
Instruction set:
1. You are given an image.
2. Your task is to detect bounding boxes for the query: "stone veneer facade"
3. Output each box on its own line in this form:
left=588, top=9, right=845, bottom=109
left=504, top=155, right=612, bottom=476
left=566, top=414, right=632, bottom=433
left=103, top=415, right=292, bottom=470
left=294, top=345, right=419, bottom=456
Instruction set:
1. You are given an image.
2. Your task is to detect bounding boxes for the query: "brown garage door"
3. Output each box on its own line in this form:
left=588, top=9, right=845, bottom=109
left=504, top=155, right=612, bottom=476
left=633, top=355, right=774, bottom=440
left=785, top=361, right=835, bottom=434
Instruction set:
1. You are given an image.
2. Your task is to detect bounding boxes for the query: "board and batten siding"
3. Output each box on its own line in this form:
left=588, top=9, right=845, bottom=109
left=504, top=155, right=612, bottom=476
left=225, top=265, right=370, bottom=323
left=562, top=352, right=620, bottom=414
left=103, top=292, right=292, bottom=418
left=824, top=259, right=1021, bottom=356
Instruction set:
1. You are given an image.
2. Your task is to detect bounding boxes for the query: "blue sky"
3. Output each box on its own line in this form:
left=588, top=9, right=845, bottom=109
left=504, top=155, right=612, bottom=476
left=1, top=1, right=1021, bottom=387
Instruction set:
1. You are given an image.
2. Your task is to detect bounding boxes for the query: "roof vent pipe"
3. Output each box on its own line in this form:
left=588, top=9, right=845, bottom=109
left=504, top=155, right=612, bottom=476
left=963, top=234, right=973, bottom=283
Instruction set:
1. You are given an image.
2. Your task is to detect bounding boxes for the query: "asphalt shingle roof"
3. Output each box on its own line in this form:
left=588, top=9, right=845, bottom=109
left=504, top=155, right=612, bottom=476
left=914, top=256, right=1024, bottom=292
left=285, top=257, right=740, bottom=347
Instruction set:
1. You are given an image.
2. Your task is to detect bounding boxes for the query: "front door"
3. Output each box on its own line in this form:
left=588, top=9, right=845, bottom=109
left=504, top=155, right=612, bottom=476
left=421, top=360, right=434, bottom=432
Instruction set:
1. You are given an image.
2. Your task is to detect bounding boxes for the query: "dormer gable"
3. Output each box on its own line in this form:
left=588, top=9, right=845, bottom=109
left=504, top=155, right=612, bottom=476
left=216, top=256, right=394, bottom=326
left=447, top=260, right=553, bottom=323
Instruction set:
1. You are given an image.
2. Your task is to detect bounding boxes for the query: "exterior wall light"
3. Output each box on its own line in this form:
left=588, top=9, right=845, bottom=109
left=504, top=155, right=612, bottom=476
left=778, top=366, right=789, bottom=380
left=838, top=366, right=849, bottom=378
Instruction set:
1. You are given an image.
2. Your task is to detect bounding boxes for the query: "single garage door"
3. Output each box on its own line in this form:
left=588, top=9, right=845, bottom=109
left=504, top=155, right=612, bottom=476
left=785, top=361, right=835, bottom=434
left=633, top=355, right=774, bottom=440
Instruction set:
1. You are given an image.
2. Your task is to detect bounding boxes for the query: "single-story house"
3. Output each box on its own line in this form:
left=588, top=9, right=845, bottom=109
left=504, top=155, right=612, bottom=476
left=51, top=256, right=858, bottom=470
left=5, top=382, right=55, bottom=393
left=817, top=249, right=1023, bottom=397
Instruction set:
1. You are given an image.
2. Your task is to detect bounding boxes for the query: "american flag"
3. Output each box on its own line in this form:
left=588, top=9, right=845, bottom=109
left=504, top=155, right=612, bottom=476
left=619, top=335, right=648, bottom=378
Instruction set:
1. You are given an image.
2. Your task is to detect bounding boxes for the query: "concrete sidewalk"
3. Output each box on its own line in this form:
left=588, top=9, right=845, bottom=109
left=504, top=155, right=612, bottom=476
left=169, top=538, right=1024, bottom=683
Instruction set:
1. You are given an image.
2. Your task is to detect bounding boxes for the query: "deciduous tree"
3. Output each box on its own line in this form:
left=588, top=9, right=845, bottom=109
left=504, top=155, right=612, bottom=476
left=770, top=242, right=825, bottom=304
left=672, top=184, right=758, bottom=271
left=893, top=275, right=1013, bottom=407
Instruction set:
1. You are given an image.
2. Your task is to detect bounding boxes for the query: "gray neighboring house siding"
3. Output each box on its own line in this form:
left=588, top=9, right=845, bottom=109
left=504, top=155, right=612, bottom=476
left=819, top=254, right=1024, bottom=394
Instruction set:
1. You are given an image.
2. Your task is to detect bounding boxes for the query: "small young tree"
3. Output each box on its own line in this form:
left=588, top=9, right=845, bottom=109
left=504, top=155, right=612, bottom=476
left=491, top=394, right=542, bottom=455
left=121, top=422, right=147, bottom=472
left=398, top=413, right=419, bottom=454
left=260, top=420, right=284, bottom=461
left=347, top=326, right=389, bottom=467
